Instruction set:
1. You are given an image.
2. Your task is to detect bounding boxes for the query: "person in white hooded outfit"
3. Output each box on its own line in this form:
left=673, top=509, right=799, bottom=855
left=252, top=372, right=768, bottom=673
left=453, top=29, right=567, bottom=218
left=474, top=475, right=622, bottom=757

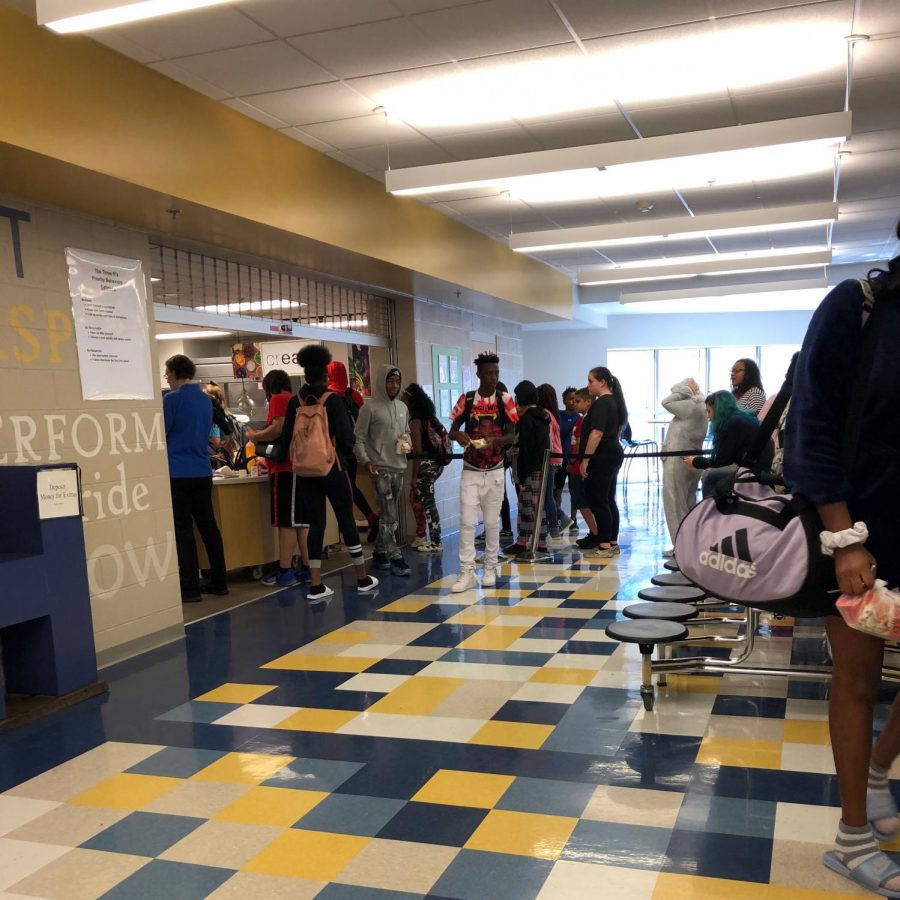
left=661, top=378, right=708, bottom=552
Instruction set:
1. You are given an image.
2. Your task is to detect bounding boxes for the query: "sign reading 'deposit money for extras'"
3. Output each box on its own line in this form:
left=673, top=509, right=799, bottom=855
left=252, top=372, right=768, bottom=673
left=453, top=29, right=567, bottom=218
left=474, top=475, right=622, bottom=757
left=66, top=247, right=155, bottom=401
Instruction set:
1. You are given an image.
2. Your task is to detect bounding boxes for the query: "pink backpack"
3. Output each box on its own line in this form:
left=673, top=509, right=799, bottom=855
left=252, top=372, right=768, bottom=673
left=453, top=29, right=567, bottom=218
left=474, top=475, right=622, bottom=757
left=291, top=392, right=337, bottom=477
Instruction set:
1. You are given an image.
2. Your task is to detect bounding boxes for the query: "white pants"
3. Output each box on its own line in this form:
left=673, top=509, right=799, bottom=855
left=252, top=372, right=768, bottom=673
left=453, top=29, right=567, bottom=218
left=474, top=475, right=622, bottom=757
left=459, top=467, right=505, bottom=572
left=662, top=456, right=701, bottom=544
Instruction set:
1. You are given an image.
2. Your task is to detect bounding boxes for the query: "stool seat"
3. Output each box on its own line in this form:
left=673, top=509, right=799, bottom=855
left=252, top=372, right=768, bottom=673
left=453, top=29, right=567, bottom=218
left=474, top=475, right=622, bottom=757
left=605, top=619, right=688, bottom=644
left=664, top=559, right=680, bottom=572
left=624, top=602, right=697, bottom=622
left=638, top=585, right=707, bottom=603
left=651, top=571, right=694, bottom=587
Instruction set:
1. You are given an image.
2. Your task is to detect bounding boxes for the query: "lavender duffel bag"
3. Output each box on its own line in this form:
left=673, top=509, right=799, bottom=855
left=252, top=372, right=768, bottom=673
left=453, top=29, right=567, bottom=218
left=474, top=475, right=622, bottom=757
left=674, top=469, right=835, bottom=612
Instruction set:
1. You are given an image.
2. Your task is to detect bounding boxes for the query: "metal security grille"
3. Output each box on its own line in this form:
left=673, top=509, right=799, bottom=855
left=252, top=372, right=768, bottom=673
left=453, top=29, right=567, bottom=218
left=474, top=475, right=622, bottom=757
left=149, top=242, right=392, bottom=337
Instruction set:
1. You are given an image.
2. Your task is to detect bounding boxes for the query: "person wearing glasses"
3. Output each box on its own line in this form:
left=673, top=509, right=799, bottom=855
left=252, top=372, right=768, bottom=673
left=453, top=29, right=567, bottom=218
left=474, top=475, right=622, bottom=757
left=730, top=358, right=767, bottom=414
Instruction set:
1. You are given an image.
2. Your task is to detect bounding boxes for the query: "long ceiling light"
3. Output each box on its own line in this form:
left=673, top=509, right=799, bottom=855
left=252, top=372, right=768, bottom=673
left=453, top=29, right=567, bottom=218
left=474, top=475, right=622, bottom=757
left=155, top=330, right=232, bottom=341
left=615, top=277, right=828, bottom=306
left=511, top=202, right=838, bottom=254
left=37, top=0, right=233, bottom=33
left=578, top=248, right=832, bottom=286
left=385, top=112, right=850, bottom=200
left=196, top=300, right=307, bottom=314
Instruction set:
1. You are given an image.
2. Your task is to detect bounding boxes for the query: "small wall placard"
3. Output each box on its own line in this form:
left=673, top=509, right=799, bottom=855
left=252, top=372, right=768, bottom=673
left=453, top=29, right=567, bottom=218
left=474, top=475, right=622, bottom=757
left=37, top=468, right=81, bottom=520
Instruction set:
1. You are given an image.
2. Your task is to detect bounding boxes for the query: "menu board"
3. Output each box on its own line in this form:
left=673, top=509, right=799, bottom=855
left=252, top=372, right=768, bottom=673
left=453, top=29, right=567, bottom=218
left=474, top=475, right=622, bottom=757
left=66, top=248, right=154, bottom=401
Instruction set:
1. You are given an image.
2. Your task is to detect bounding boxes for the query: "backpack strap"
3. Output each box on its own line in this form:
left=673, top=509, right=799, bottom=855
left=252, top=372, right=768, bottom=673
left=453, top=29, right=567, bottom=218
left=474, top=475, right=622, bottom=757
left=460, top=390, right=476, bottom=429
left=744, top=353, right=798, bottom=467
left=318, top=391, right=333, bottom=406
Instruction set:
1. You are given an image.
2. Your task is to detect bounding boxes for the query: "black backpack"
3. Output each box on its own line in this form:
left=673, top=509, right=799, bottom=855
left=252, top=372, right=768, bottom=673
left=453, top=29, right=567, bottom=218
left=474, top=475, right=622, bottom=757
left=343, top=388, right=360, bottom=424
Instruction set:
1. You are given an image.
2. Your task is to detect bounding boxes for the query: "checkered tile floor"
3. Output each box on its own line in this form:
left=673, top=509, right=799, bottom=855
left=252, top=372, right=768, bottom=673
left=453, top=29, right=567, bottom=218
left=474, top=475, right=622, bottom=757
left=1, top=539, right=893, bottom=898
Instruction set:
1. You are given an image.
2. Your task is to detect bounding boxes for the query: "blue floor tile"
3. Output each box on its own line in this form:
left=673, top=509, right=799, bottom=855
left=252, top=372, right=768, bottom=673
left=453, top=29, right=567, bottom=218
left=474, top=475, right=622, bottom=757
left=294, top=792, right=405, bottom=836
left=262, top=757, right=366, bottom=792
left=377, top=801, right=487, bottom=846
left=495, top=776, right=594, bottom=817
left=689, top=764, right=840, bottom=806
left=786, top=680, right=832, bottom=700
left=663, top=829, right=773, bottom=882
left=710, top=695, right=787, bottom=719
left=675, top=793, right=777, bottom=839
left=318, top=886, right=423, bottom=900
left=98, top=859, right=233, bottom=900
left=562, top=819, right=670, bottom=870
left=491, top=700, right=570, bottom=726
left=431, top=849, right=553, bottom=900
left=559, top=641, right=617, bottom=656
left=336, top=758, right=441, bottom=800
left=126, top=747, right=229, bottom=779
left=366, top=658, right=433, bottom=675
left=156, top=701, right=239, bottom=724
left=409, top=624, right=483, bottom=647
left=526, top=589, right=577, bottom=599
left=82, top=811, right=204, bottom=857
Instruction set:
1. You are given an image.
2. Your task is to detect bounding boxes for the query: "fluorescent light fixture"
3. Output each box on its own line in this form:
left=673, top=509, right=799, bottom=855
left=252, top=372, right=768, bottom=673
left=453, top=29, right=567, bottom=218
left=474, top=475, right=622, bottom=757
left=578, top=248, right=831, bottom=285
left=386, top=112, right=850, bottom=199
left=377, top=22, right=843, bottom=128
left=511, top=202, right=838, bottom=253
left=603, top=287, right=829, bottom=316
left=196, top=300, right=306, bottom=314
left=155, top=330, right=232, bottom=340
left=317, top=318, right=369, bottom=329
left=38, top=0, right=233, bottom=33
left=617, top=277, right=828, bottom=305
left=150, top=276, right=162, bottom=282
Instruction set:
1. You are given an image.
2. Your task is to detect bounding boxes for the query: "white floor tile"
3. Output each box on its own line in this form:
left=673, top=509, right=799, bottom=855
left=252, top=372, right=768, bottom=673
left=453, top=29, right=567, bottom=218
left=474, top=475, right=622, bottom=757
left=774, top=802, right=841, bottom=844
left=512, top=682, right=585, bottom=704
left=337, top=712, right=483, bottom=743
left=212, top=705, right=303, bottom=728
left=335, top=673, right=412, bottom=693
left=0, top=798, right=61, bottom=838
left=337, top=644, right=405, bottom=658
left=780, top=743, right=836, bottom=775
left=417, top=661, right=538, bottom=682
left=538, top=860, right=658, bottom=899
left=507, top=638, right=568, bottom=654
left=0, top=839, right=70, bottom=891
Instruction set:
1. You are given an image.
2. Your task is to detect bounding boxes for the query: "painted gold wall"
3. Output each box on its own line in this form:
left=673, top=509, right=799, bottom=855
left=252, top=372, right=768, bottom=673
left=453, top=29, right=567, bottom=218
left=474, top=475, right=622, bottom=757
left=0, top=7, right=572, bottom=320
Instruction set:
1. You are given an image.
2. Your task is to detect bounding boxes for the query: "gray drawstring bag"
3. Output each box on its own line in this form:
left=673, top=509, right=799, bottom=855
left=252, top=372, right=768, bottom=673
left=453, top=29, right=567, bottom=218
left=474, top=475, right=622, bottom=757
left=674, top=280, right=881, bottom=614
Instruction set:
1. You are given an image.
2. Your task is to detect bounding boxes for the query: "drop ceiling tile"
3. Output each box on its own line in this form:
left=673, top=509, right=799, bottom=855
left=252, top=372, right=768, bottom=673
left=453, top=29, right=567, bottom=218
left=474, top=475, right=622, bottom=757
left=425, top=124, right=544, bottom=157
left=844, top=128, right=900, bottom=155
left=241, top=82, right=373, bottom=125
left=278, top=127, right=339, bottom=153
left=839, top=149, right=900, bottom=202
left=241, top=0, right=402, bottom=37
left=849, top=74, right=900, bottom=133
left=555, top=0, right=710, bottom=40
left=288, top=19, right=451, bottom=79
left=597, top=194, right=690, bottom=220
left=522, top=113, right=638, bottom=149
left=111, top=6, right=272, bottom=59
left=93, top=30, right=161, bottom=64
left=148, top=61, right=232, bottom=100
left=411, top=0, right=573, bottom=59
left=849, top=35, right=900, bottom=81
left=391, top=0, right=487, bottom=12
left=171, top=41, right=333, bottom=96
left=334, top=139, right=454, bottom=170
left=220, top=98, right=290, bottom=129
left=751, top=172, right=835, bottom=206
left=856, top=0, right=900, bottom=34
left=301, top=115, right=420, bottom=149
left=626, top=97, right=738, bottom=137
left=710, top=0, right=837, bottom=15
left=729, top=82, right=845, bottom=124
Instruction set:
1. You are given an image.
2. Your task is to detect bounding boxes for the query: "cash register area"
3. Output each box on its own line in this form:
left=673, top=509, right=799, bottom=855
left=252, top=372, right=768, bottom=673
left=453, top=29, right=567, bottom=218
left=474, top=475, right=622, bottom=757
left=0, top=508, right=888, bottom=899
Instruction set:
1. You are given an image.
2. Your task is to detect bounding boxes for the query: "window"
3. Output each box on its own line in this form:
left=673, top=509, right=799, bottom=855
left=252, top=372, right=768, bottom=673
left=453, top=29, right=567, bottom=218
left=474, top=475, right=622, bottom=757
left=759, top=344, right=801, bottom=394
left=708, top=346, right=757, bottom=394
left=657, top=349, right=705, bottom=410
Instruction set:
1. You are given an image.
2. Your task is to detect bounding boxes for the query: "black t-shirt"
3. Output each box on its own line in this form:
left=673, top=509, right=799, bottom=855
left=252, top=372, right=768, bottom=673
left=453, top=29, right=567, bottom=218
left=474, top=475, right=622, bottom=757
left=580, top=395, right=619, bottom=453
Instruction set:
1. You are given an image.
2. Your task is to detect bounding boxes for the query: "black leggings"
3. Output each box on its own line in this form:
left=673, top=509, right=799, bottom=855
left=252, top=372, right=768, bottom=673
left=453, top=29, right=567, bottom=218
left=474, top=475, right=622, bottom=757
left=346, top=456, right=374, bottom=520
left=301, top=463, right=363, bottom=569
left=586, top=441, right=624, bottom=543
left=170, top=476, right=226, bottom=594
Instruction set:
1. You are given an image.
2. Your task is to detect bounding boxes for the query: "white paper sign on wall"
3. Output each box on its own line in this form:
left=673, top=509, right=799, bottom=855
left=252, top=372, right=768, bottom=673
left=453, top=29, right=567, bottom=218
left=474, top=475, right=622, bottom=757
left=66, top=247, right=155, bottom=401
left=36, top=467, right=81, bottom=520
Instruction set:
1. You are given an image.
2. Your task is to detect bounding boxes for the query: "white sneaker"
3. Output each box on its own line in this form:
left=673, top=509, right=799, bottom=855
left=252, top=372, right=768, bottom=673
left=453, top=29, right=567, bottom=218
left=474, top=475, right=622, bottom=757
left=451, top=571, right=478, bottom=593
left=482, top=567, right=497, bottom=588
left=411, top=536, right=428, bottom=549
left=357, top=575, right=379, bottom=594
left=426, top=542, right=444, bottom=554
left=663, top=548, right=675, bottom=558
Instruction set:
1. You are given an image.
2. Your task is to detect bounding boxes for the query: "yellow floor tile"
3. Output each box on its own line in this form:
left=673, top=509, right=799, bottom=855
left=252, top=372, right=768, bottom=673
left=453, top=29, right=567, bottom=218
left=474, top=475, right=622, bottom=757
left=457, top=625, right=531, bottom=651
left=262, top=654, right=381, bottom=673
left=465, top=809, right=578, bottom=860
left=444, top=608, right=502, bottom=626
left=192, top=753, right=295, bottom=785
left=368, top=677, right=465, bottom=715
left=216, top=786, right=328, bottom=827
left=195, top=683, right=278, bottom=704
left=413, top=769, right=515, bottom=809
left=315, top=628, right=375, bottom=644
left=469, top=720, right=554, bottom=750
left=665, top=675, right=724, bottom=694
left=275, top=708, right=359, bottom=732
left=653, top=872, right=859, bottom=899
left=495, top=605, right=562, bottom=618
left=695, top=737, right=783, bottom=770
left=529, top=667, right=596, bottom=686
left=567, top=589, right=618, bottom=601
left=377, top=598, right=433, bottom=614
left=243, top=829, right=369, bottom=881
left=479, top=589, right=533, bottom=598
left=70, top=773, right=181, bottom=810
left=782, top=719, right=832, bottom=745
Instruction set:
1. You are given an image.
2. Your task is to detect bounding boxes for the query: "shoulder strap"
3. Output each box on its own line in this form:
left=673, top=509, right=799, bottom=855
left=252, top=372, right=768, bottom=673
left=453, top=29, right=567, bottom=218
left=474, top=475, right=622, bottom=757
left=462, top=390, right=476, bottom=425
left=744, top=354, right=798, bottom=466
left=841, top=279, right=883, bottom=466
left=317, top=391, right=333, bottom=407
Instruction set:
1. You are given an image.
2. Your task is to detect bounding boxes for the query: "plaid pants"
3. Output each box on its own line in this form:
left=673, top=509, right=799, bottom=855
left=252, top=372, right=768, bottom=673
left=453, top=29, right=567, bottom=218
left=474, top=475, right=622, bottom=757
left=517, top=470, right=547, bottom=544
left=410, top=460, right=443, bottom=543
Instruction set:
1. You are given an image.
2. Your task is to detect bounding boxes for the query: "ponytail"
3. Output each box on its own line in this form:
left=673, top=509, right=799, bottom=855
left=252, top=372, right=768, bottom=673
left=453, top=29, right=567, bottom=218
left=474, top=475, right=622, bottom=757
left=866, top=216, right=900, bottom=299
left=589, top=366, right=628, bottom=431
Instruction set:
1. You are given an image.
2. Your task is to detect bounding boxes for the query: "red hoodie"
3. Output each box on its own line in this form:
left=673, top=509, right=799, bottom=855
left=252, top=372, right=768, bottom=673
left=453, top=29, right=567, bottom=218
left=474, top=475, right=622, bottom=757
left=327, top=360, right=363, bottom=408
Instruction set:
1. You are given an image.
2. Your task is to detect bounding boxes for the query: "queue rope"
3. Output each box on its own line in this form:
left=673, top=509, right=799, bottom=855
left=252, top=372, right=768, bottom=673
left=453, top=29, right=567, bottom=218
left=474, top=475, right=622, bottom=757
left=405, top=448, right=707, bottom=461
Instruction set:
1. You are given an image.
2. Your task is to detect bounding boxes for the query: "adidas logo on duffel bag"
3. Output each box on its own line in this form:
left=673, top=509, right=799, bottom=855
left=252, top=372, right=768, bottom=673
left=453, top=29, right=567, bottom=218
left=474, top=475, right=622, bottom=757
left=698, top=528, right=758, bottom=579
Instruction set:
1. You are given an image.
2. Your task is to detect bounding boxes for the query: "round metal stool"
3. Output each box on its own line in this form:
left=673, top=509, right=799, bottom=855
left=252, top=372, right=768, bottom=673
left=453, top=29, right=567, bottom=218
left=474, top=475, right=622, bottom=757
left=664, top=559, right=680, bottom=572
left=651, top=571, right=695, bottom=587
left=624, top=601, right=698, bottom=622
left=638, top=585, right=707, bottom=603
left=605, top=618, right=688, bottom=710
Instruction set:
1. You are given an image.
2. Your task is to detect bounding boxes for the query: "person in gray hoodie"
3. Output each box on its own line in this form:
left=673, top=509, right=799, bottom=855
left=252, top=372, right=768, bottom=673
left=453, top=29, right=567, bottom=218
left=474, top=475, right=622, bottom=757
left=661, top=378, right=708, bottom=552
left=354, top=364, right=412, bottom=576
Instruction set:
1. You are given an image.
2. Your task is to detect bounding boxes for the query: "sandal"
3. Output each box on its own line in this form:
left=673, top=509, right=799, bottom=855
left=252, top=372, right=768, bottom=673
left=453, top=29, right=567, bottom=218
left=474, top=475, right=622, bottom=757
left=823, top=850, right=900, bottom=897
left=869, top=791, right=900, bottom=841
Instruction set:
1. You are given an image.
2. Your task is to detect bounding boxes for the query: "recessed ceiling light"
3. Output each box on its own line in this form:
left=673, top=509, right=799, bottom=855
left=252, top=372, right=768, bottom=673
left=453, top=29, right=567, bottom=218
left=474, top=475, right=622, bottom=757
left=38, top=0, right=234, bottom=33
left=155, top=330, right=232, bottom=341
left=196, top=300, right=306, bottom=314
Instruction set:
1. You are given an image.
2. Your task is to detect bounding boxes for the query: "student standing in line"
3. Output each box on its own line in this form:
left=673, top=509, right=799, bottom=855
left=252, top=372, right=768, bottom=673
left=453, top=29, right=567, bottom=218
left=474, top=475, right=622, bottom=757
left=578, top=366, right=626, bottom=558
left=557, top=387, right=581, bottom=532
left=402, top=382, right=445, bottom=555
left=246, top=369, right=311, bottom=587
left=163, top=354, right=228, bottom=602
left=510, top=381, right=550, bottom=556
left=537, top=383, right=571, bottom=542
left=354, top=364, right=412, bottom=577
left=731, top=358, right=767, bottom=414
left=281, top=344, right=378, bottom=601
left=328, top=360, right=377, bottom=535
left=448, top=351, right=518, bottom=592
left=567, top=388, right=597, bottom=541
